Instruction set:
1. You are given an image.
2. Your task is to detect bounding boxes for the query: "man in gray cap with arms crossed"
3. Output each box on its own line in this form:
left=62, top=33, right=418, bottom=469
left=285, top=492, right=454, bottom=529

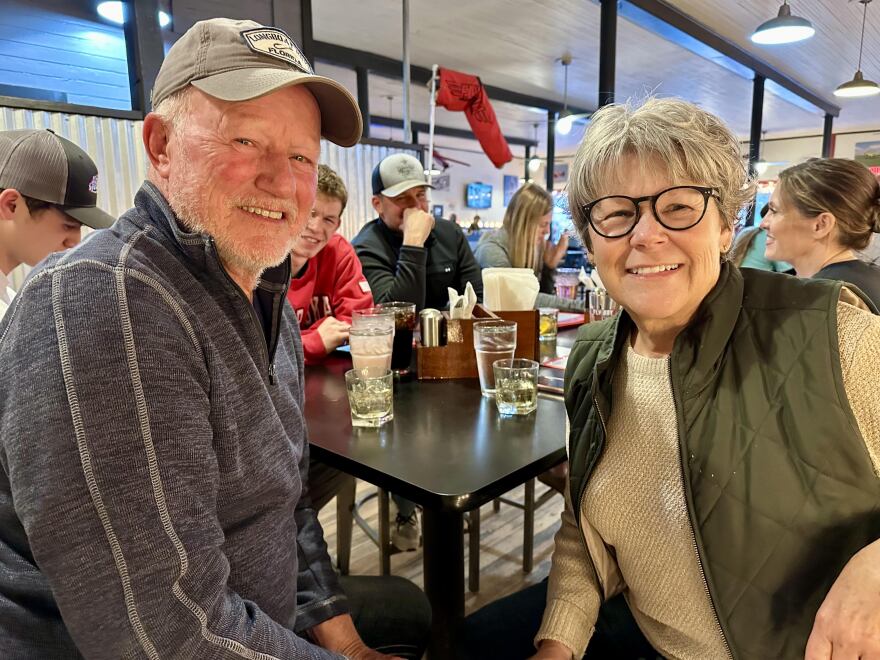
left=0, top=18, right=429, bottom=659
left=0, top=129, right=114, bottom=320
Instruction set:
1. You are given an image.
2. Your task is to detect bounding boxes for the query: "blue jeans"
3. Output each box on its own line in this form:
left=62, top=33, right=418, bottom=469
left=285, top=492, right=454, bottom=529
left=339, top=575, right=432, bottom=659
left=459, top=580, right=660, bottom=660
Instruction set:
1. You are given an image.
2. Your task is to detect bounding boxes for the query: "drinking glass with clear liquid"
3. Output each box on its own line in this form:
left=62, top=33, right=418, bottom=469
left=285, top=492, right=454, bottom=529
left=493, top=358, right=539, bottom=415
left=344, top=367, right=394, bottom=427
left=588, top=289, right=619, bottom=323
left=473, top=320, right=517, bottom=396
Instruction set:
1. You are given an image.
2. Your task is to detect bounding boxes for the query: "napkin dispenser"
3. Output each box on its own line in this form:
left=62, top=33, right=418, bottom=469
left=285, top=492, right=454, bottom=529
left=416, top=304, right=539, bottom=380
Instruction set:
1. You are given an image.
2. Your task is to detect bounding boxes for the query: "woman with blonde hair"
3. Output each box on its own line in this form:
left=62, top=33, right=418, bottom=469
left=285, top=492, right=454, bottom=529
left=760, top=157, right=880, bottom=309
left=474, top=182, right=580, bottom=311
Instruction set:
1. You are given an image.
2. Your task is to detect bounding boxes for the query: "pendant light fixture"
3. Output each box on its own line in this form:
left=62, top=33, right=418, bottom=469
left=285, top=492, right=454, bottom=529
left=834, top=0, right=880, bottom=98
left=528, top=123, right=542, bottom=173
left=751, top=1, right=815, bottom=45
left=556, top=54, right=574, bottom=136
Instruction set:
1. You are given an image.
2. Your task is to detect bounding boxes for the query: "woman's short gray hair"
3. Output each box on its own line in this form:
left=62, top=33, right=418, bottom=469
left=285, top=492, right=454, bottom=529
left=568, top=97, right=755, bottom=250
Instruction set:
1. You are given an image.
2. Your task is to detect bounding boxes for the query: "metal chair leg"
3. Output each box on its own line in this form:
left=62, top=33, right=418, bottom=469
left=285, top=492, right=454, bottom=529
left=378, top=488, right=391, bottom=576
left=468, top=506, right=480, bottom=592
left=335, top=476, right=356, bottom=575
left=523, top=478, right=535, bottom=573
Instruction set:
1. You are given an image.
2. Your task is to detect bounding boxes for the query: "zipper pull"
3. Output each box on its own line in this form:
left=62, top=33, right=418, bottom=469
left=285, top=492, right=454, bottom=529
left=269, top=362, right=276, bottom=385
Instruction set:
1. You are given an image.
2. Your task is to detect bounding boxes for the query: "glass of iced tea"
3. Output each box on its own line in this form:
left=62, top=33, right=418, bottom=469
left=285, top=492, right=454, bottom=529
left=376, top=302, right=417, bottom=375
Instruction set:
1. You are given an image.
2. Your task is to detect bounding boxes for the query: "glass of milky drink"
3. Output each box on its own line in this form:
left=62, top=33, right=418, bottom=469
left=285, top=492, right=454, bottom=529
left=349, top=326, right=393, bottom=371
left=473, top=320, right=517, bottom=396
left=352, top=307, right=396, bottom=335
left=493, top=358, right=539, bottom=415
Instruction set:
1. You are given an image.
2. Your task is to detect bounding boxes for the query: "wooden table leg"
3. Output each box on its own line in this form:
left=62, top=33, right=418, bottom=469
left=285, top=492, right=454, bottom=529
left=422, top=507, right=464, bottom=660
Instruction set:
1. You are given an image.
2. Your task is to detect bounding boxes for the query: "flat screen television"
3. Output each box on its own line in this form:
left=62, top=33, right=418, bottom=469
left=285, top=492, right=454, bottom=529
left=466, top=182, right=492, bottom=209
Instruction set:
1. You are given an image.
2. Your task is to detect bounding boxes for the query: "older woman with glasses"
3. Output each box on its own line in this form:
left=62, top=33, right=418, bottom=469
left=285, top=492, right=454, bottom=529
left=527, top=98, right=880, bottom=660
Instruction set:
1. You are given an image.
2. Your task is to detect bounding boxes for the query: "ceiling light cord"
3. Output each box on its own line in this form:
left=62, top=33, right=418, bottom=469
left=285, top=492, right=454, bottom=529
left=858, top=0, right=868, bottom=72
left=562, top=61, right=569, bottom=113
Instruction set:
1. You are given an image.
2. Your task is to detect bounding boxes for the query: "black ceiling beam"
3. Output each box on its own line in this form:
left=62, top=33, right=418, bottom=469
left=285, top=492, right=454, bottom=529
left=312, top=40, right=592, bottom=116
left=123, top=0, right=164, bottom=113
left=624, top=0, right=840, bottom=117
left=371, top=115, right=537, bottom=147
left=598, top=0, right=617, bottom=106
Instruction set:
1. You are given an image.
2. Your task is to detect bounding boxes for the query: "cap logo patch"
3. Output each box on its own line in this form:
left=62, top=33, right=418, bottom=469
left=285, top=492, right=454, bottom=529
left=240, top=28, right=312, bottom=73
left=88, top=175, right=98, bottom=194
left=396, top=160, right=420, bottom=178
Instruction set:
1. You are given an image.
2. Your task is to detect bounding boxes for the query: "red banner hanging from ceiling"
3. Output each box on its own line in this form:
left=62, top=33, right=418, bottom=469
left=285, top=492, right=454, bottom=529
left=435, top=67, right=513, bottom=168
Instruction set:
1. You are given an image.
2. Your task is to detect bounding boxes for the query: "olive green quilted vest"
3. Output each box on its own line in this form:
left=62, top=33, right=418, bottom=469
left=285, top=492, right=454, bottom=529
left=565, top=263, right=880, bottom=659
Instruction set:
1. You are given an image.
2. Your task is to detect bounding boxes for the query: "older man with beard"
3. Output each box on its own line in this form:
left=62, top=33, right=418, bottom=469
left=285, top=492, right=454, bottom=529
left=0, top=18, right=429, bottom=660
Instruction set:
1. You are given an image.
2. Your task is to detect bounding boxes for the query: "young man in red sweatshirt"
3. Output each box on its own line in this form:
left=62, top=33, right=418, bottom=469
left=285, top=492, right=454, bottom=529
left=289, top=164, right=373, bottom=519
left=287, top=164, right=373, bottom=366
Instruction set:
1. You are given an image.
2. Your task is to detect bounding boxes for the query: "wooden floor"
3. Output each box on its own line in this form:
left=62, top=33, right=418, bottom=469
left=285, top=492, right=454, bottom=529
left=316, top=478, right=565, bottom=614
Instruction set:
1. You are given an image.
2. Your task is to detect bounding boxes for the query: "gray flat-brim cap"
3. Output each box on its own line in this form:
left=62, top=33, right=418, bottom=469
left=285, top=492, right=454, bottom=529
left=152, top=18, right=362, bottom=147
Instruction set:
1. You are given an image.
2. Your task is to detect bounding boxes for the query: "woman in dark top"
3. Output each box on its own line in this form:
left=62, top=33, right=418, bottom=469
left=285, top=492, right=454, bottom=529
left=760, top=157, right=880, bottom=310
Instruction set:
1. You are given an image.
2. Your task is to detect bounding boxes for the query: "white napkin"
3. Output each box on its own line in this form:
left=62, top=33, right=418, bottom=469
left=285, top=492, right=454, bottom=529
left=589, top=267, right=604, bottom=291
left=579, top=266, right=593, bottom=291
left=448, top=281, right=478, bottom=319
left=482, top=268, right=540, bottom=311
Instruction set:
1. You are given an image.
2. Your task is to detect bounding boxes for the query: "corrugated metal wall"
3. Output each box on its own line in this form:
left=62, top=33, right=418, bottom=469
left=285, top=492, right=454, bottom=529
left=2, top=105, right=417, bottom=287
left=0, top=107, right=145, bottom=288
left=0, top=107, right=146, bottom=221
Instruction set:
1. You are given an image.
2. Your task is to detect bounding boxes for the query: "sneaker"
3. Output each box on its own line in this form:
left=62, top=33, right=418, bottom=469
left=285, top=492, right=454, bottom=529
left=390, top=503, right=421, bottom=551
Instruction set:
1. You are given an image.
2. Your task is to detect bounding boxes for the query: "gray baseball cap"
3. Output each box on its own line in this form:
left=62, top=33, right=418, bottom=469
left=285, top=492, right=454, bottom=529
left=372, top=153, right=435, bottom=197
left=0, top=129, right=115, bottom=229
left=152, top=18, right=362, bottom=147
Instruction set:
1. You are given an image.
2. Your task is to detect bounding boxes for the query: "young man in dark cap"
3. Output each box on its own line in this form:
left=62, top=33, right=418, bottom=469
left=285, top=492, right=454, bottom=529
left=0, top=129, right=114, bottom=319
left=0, top=18, right=428, bottom=659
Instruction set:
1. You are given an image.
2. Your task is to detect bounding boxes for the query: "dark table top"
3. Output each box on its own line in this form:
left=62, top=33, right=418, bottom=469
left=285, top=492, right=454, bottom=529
left=304, top=350, right=569, bottom=513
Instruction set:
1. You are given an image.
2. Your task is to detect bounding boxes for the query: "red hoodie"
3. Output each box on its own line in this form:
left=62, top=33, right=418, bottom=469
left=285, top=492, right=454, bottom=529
left=286, top=234, right=373, bottom=364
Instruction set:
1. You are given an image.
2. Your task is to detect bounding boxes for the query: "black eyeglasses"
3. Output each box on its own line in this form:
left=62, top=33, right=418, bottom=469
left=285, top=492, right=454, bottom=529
left=583, top=185, right=720, bottom=238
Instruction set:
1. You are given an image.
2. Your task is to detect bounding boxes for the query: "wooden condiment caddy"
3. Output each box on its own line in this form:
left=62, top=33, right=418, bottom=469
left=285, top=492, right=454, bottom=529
left=416, top=304, right=539, bottom=380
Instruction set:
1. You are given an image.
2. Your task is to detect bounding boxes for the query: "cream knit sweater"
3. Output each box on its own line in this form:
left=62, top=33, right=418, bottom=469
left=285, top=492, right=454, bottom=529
left=537, top=301, right=880, bottom=659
